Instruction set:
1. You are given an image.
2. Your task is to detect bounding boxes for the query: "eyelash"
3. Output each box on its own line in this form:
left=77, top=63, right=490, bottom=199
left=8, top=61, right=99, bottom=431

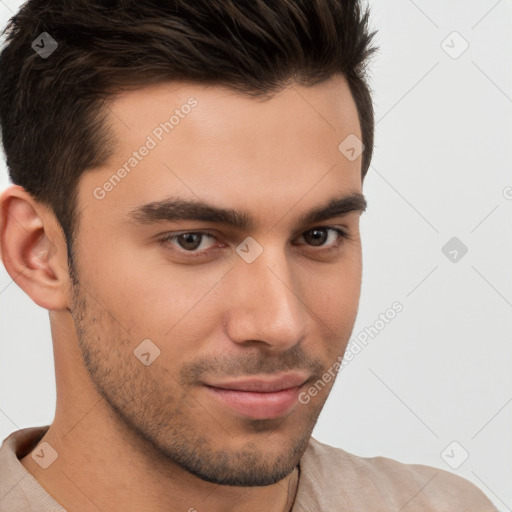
left=158, top=227, right=349, bottom=258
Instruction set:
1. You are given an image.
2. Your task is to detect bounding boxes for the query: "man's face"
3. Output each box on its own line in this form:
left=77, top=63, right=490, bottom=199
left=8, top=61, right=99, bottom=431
left=71, top=74, right=364, bottom=486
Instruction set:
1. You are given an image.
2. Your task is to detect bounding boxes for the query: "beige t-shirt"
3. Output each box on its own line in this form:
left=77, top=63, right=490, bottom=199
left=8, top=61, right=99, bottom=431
left=0, top=426, right=497, bottom=511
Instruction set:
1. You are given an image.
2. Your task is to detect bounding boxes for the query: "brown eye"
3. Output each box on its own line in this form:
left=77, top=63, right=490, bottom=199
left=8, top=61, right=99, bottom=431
left=298, top=227, right=347, bottom=248
left=160, top=232, right=218, bottom=253
left=177, top=233, right=203, bottom=250
left=303, top=228, right=329, bottom=246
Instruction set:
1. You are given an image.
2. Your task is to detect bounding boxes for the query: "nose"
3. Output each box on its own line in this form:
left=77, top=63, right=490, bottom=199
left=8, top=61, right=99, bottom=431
left=222, top=244, right=309, bottom=352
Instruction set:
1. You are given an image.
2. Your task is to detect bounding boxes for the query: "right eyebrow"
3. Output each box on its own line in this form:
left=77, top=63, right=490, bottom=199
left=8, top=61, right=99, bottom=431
left=128, top=198, right=254, bottom=231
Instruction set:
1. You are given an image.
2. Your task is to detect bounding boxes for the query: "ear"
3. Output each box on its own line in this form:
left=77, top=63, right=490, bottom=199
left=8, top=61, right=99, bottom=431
left=0, top=185, right=71, bottom=310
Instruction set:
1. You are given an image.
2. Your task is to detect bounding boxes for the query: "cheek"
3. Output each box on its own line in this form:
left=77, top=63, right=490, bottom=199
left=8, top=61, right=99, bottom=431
left=299, top=254, right=362, bottom=326
left=81, top=248, right=228, bottom=347
left=295, top=263, right=361, bottom=366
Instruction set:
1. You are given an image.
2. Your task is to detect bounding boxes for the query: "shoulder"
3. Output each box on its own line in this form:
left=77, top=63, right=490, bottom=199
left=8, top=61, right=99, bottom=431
left=295, top=437, right=497, bottom=511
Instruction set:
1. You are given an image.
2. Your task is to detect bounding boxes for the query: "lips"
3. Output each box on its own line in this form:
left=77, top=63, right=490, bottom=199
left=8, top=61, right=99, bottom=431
left=203, top=372, right=309, bottom=420
left=205, top=373, right=309, bottom=393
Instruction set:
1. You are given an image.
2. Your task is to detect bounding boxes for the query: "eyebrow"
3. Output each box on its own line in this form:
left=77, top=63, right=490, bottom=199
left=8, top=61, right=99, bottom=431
left=128, top=192, right=367, bottom=231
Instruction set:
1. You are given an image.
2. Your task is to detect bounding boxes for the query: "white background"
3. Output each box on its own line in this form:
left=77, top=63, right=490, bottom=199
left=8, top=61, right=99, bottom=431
left=0, top=0, right=510, bottom=509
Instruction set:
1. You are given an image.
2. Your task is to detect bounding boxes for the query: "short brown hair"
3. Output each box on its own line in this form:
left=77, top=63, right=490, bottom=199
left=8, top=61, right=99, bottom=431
left=0, top=0, right=377, bottom=256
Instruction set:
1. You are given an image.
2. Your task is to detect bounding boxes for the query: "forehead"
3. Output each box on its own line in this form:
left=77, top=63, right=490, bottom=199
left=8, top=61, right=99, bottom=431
left=78, top=75, right=363, bottom=229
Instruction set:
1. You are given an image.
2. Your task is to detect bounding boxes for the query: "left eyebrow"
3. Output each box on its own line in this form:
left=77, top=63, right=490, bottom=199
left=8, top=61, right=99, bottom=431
left=127, top=192, right=367, bottom=230
left=295, top=192, right=367, bottom=227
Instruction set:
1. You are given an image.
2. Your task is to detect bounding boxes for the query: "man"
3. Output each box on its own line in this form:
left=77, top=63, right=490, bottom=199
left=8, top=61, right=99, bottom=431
left=0, top=1, right=498, bottom=510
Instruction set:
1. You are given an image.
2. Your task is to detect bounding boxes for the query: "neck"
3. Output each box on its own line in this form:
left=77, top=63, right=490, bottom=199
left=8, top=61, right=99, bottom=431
left=20, top=397, right=300, bottom=512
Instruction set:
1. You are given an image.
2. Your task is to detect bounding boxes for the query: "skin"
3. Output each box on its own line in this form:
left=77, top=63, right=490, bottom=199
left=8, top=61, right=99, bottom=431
left=0, top=73, right=365, bottom=512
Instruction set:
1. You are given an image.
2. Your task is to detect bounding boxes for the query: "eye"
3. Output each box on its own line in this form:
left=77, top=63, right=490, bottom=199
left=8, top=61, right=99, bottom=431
left=158, top=226, right=348, bottom=260
left=296, top=227, right=348, bottom=248
left=160, top=232, right=219, bottom=252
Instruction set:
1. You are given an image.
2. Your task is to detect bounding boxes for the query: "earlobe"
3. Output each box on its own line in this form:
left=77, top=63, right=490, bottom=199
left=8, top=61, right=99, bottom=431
left=0, top=186, right=70, bottom=310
